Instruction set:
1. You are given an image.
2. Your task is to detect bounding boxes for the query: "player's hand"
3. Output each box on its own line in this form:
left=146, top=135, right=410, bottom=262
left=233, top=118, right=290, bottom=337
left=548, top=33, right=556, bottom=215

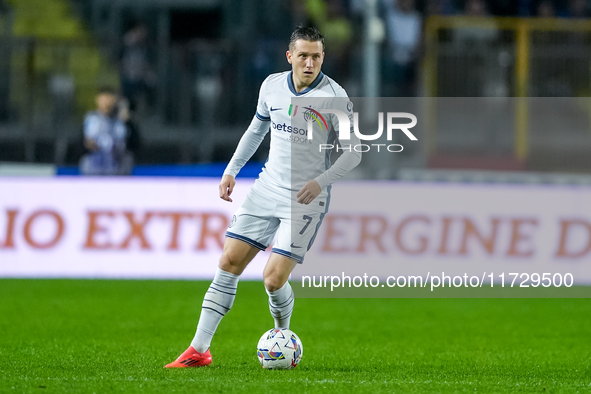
left=219, top=174, right=236, bottom=202
left=297, top=180, right=321, bottom=205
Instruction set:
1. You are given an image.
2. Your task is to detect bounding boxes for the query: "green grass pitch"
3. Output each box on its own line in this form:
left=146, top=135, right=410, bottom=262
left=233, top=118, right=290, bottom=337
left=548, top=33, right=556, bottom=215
left=0, top=279, right=589, bottom=393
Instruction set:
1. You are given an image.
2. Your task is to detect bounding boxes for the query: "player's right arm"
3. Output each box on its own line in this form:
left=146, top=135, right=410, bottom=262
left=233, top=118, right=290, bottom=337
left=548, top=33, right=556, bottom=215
left=220, top=79, right=271, bottom=202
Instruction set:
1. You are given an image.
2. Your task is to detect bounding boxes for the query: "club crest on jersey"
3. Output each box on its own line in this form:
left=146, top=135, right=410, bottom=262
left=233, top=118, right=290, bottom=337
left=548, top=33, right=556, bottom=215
left=303, top=107, right=328, bottom=131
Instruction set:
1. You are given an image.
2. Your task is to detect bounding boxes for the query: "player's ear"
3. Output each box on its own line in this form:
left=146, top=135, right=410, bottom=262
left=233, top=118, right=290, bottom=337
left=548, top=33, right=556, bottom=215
left=286, top=50, right=292, bottom=64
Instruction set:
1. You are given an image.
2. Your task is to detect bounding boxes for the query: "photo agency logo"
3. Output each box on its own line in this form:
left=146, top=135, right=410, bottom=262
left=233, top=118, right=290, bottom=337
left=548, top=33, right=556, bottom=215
left=305, top=105, right=418, bottom=153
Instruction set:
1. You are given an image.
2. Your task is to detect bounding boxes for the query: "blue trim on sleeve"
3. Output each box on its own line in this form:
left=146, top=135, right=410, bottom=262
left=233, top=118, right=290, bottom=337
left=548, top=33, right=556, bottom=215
left=226, top=231, right=267, bottom=250
left=271, top=248, right=304, bottom=264
left=325, top=125, right=337, bottom=170
left=287, top=71, right=325, bottom=96
left=256, top=112, right=271, bottom=121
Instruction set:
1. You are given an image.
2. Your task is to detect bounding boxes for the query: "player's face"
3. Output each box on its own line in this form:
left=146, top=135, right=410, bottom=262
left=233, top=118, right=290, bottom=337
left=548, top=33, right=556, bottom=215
left=96, top=93, right=117, bottom=115
left=287, top=39, right=324, bottom=92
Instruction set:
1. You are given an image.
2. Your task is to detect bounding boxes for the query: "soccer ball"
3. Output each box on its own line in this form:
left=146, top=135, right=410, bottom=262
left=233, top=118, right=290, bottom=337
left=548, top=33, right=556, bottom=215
left=256, top=328, right=303, bottom=369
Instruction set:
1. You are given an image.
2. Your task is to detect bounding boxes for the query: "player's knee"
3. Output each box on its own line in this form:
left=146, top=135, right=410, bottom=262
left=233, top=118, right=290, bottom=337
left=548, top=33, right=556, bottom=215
left=263, top=275, right=285, bottom=293
left=218, top=251, right=243, bottom=275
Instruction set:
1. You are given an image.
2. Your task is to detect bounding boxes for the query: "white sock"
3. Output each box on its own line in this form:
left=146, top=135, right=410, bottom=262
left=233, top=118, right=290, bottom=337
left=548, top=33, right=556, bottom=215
left=267, top=281, right=294, bottom=329
left=191, top=268, right=239, bottom=353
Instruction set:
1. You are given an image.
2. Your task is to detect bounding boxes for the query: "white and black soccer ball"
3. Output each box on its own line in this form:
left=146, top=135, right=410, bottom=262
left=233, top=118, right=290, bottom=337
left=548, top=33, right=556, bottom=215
left=257, top=328, right=303, bottom=369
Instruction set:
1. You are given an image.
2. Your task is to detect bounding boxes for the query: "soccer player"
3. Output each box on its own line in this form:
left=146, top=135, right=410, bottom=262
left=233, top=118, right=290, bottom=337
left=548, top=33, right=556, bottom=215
left=165, top=25, right=361, bottom=368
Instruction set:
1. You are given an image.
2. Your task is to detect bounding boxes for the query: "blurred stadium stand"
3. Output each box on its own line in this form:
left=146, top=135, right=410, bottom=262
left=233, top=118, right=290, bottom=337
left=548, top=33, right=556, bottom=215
left=1, top=0, right=591, bottom=177
left=423, top=15, right=591, bottom=174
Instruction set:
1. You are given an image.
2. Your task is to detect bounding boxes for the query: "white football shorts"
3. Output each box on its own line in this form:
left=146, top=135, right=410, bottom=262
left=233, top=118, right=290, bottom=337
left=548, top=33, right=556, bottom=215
left=225, top=188, right=325, bottom=263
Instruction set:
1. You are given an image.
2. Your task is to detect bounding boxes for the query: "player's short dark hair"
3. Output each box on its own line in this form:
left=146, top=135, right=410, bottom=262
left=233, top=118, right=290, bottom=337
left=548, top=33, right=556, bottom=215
left=97, top=86, right=118, bottom=96
left=289, top=24, right=325, bottom=52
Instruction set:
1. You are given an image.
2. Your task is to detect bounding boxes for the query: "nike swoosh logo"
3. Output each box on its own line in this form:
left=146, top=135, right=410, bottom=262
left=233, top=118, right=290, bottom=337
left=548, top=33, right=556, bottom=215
left=270, top=107, right=282, bottom=111
left=290, top=243, right=302, bottom=249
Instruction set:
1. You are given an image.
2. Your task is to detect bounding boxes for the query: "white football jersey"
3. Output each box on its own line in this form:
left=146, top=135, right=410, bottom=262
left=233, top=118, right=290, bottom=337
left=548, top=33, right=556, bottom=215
left=226, top=70, right=361, bottom=213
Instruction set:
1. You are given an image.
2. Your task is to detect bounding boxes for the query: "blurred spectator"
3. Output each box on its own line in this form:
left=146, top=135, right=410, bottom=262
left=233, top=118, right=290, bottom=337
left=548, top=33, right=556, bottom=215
left=119, top=23, right=154, bottom=115
left=382, top=0, right=422, bottom=97
left=465, top=0, right=488, bottom=16
left=79, top=88, right=133, bottom=176
left=536, top=0, right=556, bottom=17
left=566, top=0, right=588, bottom=18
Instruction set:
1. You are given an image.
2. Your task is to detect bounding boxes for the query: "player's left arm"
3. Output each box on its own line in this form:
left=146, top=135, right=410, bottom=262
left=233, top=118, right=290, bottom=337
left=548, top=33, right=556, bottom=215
left=297, top=92, right=362, bottom=204
left=296, top=179, right=322, bottom=205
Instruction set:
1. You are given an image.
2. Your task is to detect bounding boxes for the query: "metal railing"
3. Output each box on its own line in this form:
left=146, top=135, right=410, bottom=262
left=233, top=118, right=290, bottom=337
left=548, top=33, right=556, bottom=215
left=423, top=16, right=591, bottom=170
